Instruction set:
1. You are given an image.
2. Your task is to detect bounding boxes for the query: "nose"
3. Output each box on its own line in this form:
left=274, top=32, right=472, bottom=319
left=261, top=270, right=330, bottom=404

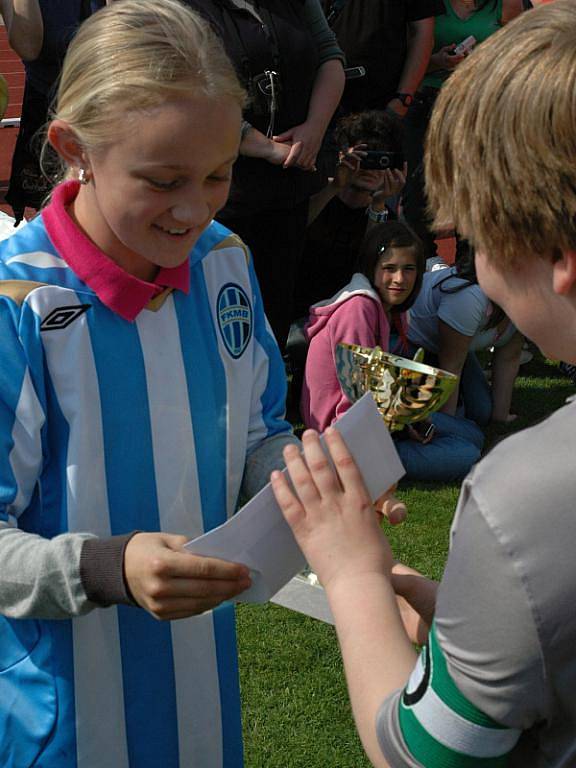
left=170, top=190, right=211, bottom=226
left=171, top=204, right=196, bottom=223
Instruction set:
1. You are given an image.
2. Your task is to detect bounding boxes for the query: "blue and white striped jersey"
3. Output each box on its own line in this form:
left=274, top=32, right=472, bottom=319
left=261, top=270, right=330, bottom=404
left=0, top=213, right=292, bottom=768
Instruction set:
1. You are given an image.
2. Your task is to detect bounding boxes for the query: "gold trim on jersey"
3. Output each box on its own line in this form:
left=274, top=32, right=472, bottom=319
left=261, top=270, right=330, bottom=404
left=0, top=280, right=48, bottom=306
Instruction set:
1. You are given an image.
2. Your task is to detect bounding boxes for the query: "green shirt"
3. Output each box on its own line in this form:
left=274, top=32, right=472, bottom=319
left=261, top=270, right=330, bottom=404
left=423, top=0, right=503, bottom=89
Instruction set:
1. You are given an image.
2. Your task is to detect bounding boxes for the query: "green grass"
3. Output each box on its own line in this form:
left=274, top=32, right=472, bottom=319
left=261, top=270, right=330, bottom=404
left=237, top=351, right=572, bottom=767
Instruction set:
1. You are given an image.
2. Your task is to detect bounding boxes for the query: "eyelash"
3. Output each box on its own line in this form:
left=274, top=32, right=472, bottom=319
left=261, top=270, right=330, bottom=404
left=147, top=178, right=180, bottom=190
left=146, top=175, right=231, bottom=189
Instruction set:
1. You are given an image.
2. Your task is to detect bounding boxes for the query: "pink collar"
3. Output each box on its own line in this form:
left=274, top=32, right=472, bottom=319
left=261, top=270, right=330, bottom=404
left=42, top=180, right=190, bottom=321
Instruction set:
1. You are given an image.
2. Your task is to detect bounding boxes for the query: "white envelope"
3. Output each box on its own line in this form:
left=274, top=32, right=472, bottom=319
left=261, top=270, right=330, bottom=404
left=184, top=393, right=405, bottom=603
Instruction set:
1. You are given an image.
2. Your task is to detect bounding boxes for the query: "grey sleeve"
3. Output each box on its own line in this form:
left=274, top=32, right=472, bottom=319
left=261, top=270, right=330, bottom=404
left=434, top=479, right=545, bottom=729
left=376, top=688, right=422, bottom=768
left=0, top=522, right=136, bottom=619
left=241, top=431, right=301, bottom=499
left=375, top=476, right=545, bottom=765
left=302, top=0, right=345, bottom=65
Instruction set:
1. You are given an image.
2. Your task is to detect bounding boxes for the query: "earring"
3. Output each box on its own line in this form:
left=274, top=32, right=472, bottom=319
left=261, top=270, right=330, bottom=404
left=78, top=168, right=89, bottom=185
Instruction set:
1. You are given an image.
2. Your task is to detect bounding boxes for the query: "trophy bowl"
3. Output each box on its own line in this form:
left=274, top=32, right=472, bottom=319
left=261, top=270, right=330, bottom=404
left=335, top=343, right=458, bottom=431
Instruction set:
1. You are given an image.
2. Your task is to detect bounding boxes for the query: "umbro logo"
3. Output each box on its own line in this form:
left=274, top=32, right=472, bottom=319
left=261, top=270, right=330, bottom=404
left=40, top=304, right=91, bottom=331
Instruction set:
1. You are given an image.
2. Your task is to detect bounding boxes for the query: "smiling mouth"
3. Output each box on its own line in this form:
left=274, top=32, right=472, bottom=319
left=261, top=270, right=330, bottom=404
left=153, top=224, right=193, bottom=237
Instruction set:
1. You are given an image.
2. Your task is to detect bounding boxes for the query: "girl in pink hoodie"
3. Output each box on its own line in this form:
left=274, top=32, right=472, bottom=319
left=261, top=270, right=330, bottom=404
left=301, top=221, right=424, bottom=431
left=301, top=221, right=485, bottom=482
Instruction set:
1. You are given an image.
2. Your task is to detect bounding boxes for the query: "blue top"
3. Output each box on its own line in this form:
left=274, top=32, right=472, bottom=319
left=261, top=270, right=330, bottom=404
left=0, top=212, right=291, bottom=767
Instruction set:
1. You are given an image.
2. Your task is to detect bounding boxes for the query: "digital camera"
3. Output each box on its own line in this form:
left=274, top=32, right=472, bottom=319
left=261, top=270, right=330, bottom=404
left=360, top=151, right=404, bottom=171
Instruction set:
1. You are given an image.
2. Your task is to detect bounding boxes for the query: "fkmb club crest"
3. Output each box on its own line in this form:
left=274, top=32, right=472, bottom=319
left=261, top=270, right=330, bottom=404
left=217, top=283, right=253, bottom=358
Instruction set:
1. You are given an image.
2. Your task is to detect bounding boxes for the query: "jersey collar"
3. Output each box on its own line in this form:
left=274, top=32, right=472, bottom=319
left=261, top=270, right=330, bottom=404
left=42, top=180, right=190, bottom=321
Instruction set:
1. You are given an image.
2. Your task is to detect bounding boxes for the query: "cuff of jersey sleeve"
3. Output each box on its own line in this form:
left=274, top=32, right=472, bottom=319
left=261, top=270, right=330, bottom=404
left=80, top=532, right=139, bottom=607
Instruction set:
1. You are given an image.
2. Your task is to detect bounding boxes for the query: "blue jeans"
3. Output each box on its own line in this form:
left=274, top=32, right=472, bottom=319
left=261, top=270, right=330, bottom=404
left=395, top=412, right=484, bottom=483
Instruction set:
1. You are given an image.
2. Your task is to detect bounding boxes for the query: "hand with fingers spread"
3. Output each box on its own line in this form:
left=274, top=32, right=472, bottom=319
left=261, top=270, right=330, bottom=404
left=124, top=532, right=251, bottom=620
left=271, top=428, right=395, bottom=591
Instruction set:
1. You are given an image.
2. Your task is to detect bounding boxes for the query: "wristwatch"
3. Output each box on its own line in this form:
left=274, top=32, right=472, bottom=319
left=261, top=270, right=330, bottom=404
left=392, top=92, right=414, bottom=108
left=367, top=206, right=389, bottom=224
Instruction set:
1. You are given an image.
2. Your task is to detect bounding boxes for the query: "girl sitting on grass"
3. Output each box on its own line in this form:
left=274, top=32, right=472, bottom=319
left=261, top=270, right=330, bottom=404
left=301, top=221, right=483, bottom=482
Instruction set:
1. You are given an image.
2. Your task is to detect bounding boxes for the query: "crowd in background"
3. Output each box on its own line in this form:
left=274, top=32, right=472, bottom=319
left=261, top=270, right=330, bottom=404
left=0, top=0, right=551, bottom=486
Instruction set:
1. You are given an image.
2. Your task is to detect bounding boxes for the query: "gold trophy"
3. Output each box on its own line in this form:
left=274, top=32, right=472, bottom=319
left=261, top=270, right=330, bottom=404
left=335, top=343, right=458, bottom=431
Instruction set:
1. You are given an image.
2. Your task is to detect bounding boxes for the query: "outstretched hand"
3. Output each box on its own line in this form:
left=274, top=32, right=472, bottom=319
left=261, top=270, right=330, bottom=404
left=271, top=428, right=395, bottom=591
left=124, top=532, right=251, bottom=620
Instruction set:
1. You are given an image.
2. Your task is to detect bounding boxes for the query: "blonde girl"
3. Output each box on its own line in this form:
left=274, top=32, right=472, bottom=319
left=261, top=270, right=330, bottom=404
left=0, top=2, right=296, bottom=766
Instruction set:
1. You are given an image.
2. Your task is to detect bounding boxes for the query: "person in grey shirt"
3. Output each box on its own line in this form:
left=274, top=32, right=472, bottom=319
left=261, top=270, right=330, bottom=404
left=270, top=2, right=576, bottom=766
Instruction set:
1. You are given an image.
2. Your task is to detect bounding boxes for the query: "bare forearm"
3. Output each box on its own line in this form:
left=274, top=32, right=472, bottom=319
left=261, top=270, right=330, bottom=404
left=491, top=332, right=522, bottom=421
left=397, top=20, right=434, bottom=96
left=438, top=354, right=465, bottom=415
left=2, top=0, right=43, bottom=61
left=326, top=572, right=417, bottom=768
left=239, top=125, right=277, bottom=160
left=437, top=325, right=471, bottom=416
left=306, top=59, right=345, bottom=136
left=391, top=561, right=438, bottom=645
left=501, top=0, right=524, bottom=24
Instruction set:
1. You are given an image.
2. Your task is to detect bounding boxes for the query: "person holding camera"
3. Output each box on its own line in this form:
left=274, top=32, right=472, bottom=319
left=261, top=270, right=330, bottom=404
left=293, top=110, right=406, bottom=318
left=183, top=0, right=345, bottom=350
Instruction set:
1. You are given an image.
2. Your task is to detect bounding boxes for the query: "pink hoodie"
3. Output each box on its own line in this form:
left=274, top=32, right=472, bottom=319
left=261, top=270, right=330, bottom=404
left=301, top=273, right=407, bottom=432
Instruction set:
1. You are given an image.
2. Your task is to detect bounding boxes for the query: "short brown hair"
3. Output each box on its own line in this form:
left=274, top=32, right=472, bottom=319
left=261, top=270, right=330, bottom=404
left=425, top=0, right=576, bottom=267
left=332, top=110, right=402, bottom=153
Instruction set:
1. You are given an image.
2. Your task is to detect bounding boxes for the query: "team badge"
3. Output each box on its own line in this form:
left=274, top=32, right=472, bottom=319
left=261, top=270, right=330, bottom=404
left=402, top=641, right=431, bottom=706
left=217, top=283, right=253, bottom=358
left=40, top=304, right=91, bottom=331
